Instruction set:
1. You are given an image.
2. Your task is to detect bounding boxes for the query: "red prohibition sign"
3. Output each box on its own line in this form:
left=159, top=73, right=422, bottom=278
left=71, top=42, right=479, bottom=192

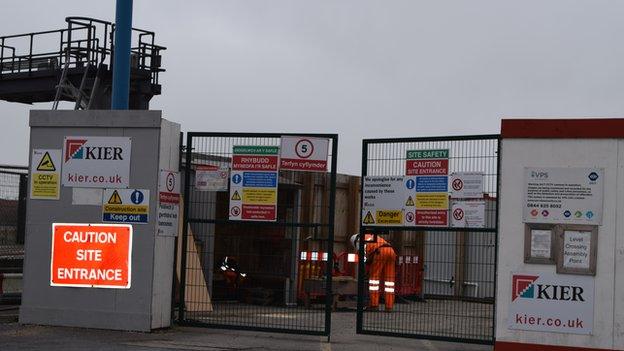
left=452, top=178, right=463, bottom=191
left=405, top=212, right=414, bottom=222
left=166, top=172, right=175, bottom=192
left=295, top=139, right=314, bottom=159
left=453, top=208, right=464, bottom=220
left=230, top=206, right=241, bottom=216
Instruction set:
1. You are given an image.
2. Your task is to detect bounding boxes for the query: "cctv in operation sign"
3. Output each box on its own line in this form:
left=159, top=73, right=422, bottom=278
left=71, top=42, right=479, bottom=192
left=50, top=223, right=132, bottom=289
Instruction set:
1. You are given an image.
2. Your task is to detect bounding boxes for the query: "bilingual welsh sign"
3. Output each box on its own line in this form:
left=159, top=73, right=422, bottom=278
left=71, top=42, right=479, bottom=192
left=229, top=146, right=279, bottom=221
left=279, top=136, right=329, bottom=172
left=51, top=223, right=132, bottom=289
left=523, top=168, right=604, bottom=225
left=62, top=136, right=131, bottom=188
left=195, top=164, right=229, bottom=191
left=157, top=170, right=181, bottom=237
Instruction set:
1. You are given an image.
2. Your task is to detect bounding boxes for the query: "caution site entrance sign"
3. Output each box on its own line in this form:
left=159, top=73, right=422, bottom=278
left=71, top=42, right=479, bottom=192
left=50, top=223, right=132, bottom=289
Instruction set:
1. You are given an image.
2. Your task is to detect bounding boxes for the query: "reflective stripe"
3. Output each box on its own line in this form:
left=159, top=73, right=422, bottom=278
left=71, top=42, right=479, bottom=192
left=369, top=286, right=379, bottom=291
left=347, top=253, right=356, bottom=262
left=322, top=253, right=328, bottom=261
left=384, top=287, right=395, bottom=293
left=311, top=252, right=319, bottom=261
left=300, top=252, right=307, bottom=260
left=384, top=281, right=395, bottom=287
left=369, top=279, right=380, bottom=285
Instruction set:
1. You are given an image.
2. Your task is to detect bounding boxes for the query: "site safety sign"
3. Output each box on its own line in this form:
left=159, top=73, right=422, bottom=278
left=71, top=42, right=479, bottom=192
left=362, top=176, right=415, bottom=226
left=101, top=189, right=150, bottom=224
left=30, top=149, right=61, bottom=200
left=195, top=164, right=229, bottom=191
left=407, top=149, right=449, bottom=226
left=62, top=136, right=131, bottom=188
left=157, top=170, right=180, bottom=237
left=230, top=146, right=279, bottom=221
left=50, top=223, right=132, bottom=289
left=450, top=172, right=484, bottom=198
left=405, top=149, right=449, bottom=176
left=279, top=136, right=329, bottom=172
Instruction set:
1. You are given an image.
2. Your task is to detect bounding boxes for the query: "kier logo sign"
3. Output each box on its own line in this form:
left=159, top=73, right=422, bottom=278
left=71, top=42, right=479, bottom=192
left=62, top=136, right=131, bottom=188
left=508, top=272, right=594, bottom=334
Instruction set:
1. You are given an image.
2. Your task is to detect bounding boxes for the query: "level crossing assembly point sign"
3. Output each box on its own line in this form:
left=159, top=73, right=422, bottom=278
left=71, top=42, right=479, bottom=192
left=279, top=136, right=329, bottom=172
left=51, top=223, right=132, bottom=289
left=30, top=149, right=61, bottom=200
left=62, top=136, right=131, bottom=188
left=229, top=146, right=279, bottom=221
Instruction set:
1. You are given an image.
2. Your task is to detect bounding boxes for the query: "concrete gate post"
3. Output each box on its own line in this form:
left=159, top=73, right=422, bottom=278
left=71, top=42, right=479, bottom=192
left=19, top=110, right=180, bottom=331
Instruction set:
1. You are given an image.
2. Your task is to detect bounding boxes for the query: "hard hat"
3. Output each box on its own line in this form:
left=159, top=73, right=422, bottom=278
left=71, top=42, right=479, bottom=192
left=349, top=234, right=359, bottom=248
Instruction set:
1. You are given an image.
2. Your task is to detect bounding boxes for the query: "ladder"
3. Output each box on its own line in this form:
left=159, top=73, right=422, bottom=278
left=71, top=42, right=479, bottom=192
left=52, top=51, right=106, bottom=110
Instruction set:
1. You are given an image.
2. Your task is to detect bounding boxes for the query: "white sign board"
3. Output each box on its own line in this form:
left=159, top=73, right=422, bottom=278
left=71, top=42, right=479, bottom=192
left=450, top=201, right=485, bottom=228
left=195, top=165, right=229, bottom=191
left=562, top=230, right=592, bottom=269
left=157, top=170, right=180, bottom=236
left=362, top=176, right=415, bottom=226
left=530, top=230, right=552, bottom=259
left=523, top=168, right=604, bottom=225
left=30, top=149, right=61, bottom=200
left=62, top=136, right=131, bottom=188
left=509, top=272, right=594, bottom=334
left=280, top=136, right=329, bottom=172
left=450, top=172, right=483, bottom=198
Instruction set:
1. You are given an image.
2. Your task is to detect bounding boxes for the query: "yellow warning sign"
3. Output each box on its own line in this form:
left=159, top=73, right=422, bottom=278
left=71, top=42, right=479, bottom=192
left=108, top=190, right=123, bottom=204
left=415, top=193, right=448, bottom=209
left=36, top=152, right=56, bottom=171
left=405, top=196, right=415, bottom=206
left=30, top=149, right=61, bottom=200
left=376, top=210, right=402, bottom=224
left=242, top=188, right=277, bottom=205
left=363, top=211, right=375, bottom=224
left=231, top=190, right=241, bottom=201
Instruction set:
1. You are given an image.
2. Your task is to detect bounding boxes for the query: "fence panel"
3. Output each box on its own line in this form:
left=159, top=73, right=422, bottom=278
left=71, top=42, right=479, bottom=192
left=178, top=133, right=338, bottom=336
left=357, top=135, right=499, bottom=345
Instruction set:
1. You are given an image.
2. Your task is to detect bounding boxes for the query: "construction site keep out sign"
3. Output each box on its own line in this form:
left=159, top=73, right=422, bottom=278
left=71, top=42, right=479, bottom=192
left=50, top=223, right=132, bottom=289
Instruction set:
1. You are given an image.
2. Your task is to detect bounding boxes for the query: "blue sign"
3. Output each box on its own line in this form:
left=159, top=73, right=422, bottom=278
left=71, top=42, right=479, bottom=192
left=103, top=213, right=148, bottom=223
left=131, top=190, right=144, bottom=204
left=243, top=172, right=277, bottom=187
left=232, top=174, right=242, bottom=184
left=405, top=179, right=415, bottom=190
left=588, top=172, right=599, bottom=181
left=416, top=176, right=448, bottom=192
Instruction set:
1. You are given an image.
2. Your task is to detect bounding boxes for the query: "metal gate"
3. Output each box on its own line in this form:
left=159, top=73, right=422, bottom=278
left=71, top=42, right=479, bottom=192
left=357, top=135, right=499, bottom=344
left=178, top=132, right=338, bottom=336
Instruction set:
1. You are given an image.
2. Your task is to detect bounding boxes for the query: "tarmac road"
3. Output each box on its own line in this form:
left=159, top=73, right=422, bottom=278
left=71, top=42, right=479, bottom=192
left=0, top=308, right=491, bottom=351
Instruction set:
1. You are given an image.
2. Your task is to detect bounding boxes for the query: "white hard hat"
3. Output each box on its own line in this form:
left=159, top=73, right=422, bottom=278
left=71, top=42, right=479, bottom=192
left=349, top=234, right=359, bottom=248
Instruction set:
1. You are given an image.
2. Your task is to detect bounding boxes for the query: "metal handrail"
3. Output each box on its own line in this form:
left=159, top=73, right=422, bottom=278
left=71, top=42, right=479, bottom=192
left=0, top=16, right=165, bottom=85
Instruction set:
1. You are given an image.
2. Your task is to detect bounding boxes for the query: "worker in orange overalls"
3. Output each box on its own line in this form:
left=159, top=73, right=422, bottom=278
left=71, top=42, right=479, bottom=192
left=350, top=233, right=397, bottom=311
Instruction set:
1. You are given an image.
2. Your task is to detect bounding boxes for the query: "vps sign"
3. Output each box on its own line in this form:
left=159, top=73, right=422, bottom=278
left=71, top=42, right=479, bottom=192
left=509, top=272, right=594, bottom=334
left=62, top=136, right=131, bottom=188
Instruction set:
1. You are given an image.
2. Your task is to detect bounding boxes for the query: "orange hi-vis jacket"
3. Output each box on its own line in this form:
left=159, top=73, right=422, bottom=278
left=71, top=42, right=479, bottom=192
left=364, top=234, right=397, bottom=310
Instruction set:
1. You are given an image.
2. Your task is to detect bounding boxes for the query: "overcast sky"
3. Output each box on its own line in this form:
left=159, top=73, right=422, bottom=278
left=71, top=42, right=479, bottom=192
left=2, top=1, right=624, bottom=174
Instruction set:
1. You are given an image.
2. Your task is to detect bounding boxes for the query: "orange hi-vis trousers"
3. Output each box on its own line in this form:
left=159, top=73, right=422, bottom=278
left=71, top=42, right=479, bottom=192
left=368, top=246, right=397, bottom=310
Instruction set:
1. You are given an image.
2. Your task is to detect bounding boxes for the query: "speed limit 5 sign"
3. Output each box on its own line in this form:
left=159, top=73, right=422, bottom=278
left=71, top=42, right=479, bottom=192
left=280, top=136, right=329, bottom=172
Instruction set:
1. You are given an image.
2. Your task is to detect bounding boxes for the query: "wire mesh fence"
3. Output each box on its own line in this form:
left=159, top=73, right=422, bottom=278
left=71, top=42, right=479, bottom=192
left=178, top=133, right=338, bottom=336
left=357, top=135, right=499, bottom=344
left=0, top=167, right=27, bottom=274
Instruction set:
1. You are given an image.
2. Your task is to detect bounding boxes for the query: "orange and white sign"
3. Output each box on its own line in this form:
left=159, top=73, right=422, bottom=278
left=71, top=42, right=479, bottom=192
left=50, top=223, right=132, bottom=289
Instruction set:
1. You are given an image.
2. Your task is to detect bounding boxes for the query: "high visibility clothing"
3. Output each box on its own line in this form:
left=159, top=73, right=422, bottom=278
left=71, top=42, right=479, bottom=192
left=364, top=234, right=397, bottom=311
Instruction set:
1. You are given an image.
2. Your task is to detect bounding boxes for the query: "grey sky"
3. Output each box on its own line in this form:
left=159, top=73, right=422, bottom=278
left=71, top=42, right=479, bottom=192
left=2, top=1, right=624, bottom=174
